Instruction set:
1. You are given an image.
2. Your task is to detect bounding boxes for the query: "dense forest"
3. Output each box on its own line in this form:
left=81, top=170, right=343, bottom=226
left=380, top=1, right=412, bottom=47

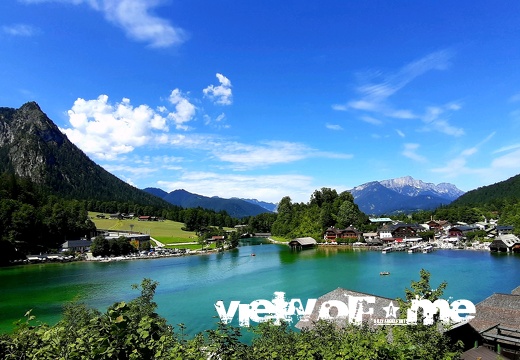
left=269, top=188, right=371, bottom=240
left=0, top=173, right=241, bottom=265
left=451, top=173, right=520, bottom=206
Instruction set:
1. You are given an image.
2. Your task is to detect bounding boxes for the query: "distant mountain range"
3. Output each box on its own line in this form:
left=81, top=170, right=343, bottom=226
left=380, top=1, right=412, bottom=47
left=237, top=198, right=278, bottom=213
left=145, top=176, right=466, bottom=218
left=5, top=102, right=506, bottom=219
left=349, top=176, right=465, bottom=215
left=143, top=188, right=274, bottom=218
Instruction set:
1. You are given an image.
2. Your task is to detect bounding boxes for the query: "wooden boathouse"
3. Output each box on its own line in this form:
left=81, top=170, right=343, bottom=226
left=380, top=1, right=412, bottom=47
left=289, top=237, right=317, bottom=250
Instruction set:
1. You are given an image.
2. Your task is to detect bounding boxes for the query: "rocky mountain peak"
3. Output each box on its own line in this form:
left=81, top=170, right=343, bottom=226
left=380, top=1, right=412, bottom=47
left=350, top=176, right=465, bottom=215
left=0, top=102, right=170, bottom=206
left=20, top=101, right=42, bottom=112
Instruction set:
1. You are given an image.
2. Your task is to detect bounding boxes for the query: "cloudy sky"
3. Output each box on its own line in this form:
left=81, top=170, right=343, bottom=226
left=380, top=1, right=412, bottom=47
left=2, top=0, right=520, bottom=203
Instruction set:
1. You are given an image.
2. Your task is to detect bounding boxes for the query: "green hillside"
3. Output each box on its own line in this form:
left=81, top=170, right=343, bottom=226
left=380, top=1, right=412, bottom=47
left=451, top=173, right=520, bottom=206
left=89, top=213, right=197, bottom=245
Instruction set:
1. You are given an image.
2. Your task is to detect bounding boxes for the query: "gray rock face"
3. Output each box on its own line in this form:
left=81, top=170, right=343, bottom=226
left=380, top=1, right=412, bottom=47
left=0, top=102, right=68, bottom=185
left=350, top=176, right=465, bottom=215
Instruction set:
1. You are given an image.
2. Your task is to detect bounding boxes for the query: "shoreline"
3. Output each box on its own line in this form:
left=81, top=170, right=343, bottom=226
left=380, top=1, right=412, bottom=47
left=3, top=238, right=513, bottom=268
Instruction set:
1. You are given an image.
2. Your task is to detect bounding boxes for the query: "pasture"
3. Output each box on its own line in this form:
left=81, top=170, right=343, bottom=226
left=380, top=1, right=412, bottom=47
left=89, top=213, right=198, bottom=245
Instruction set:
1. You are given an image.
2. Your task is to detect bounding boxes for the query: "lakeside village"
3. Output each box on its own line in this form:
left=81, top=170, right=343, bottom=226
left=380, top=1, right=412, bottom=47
left=23, top=215, right=520, bottom=264
left=17, top=216, right=520, bottom=358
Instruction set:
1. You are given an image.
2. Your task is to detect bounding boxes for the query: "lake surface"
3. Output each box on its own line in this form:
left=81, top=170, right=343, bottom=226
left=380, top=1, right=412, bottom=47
left=1, top=239, right=519, bottom=335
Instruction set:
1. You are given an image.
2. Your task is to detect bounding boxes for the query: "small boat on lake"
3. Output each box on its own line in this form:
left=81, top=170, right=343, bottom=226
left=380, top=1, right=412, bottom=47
left=380, top=271, right=390, bottom=276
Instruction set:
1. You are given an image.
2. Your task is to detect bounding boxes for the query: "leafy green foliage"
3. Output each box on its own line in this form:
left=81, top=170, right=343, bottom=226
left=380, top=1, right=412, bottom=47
left=270, top=188, right=368, bottom=240
left=0, top=172, right=242, bottom=263
left=90, top=235, right=136, bottom=257
left=453, top=173, right=520, bottom=206
left=0, top=173, right=97, bottom=260
left=397, top=269, right=448, bottom=313
left=243, top=212, right=277, bottom=233
left=0, top=274, right=463, bottom=359
left=0, top=279, right=178, bottom=360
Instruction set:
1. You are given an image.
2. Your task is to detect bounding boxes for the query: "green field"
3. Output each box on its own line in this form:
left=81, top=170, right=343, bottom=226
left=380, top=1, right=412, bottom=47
left=89, top=213, right=198, bottom=245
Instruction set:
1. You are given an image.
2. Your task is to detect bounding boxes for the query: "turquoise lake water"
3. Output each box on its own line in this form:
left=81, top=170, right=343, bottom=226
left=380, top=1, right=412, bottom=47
left=1, top=239, right=519, bottom=335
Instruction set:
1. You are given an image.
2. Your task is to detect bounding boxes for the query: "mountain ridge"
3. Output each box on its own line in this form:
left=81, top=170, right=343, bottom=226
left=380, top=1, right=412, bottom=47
left=451, top=173, right=520, bottom=206
left=143, top=188, right=273, bottom=218
left=0, top=102, right=170, bottom=207
left=0, top=102, right=470, bottom=217
left=350, top=176, right=465, bottom=215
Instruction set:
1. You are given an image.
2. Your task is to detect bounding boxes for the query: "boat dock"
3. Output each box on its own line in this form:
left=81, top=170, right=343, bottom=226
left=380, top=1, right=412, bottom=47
left=381, top=243, right=435, bottom=254
left=422, top=245, right=434, bottom=253
left=408, top=244, right=422, bottom=253
left=382, top=246, right=394, bottom=254
left=382, top=245, right=407, bottom=254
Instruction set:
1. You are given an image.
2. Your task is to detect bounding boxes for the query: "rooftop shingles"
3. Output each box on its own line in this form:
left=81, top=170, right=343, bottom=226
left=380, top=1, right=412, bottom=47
left=469, top=293, right=520, bottom=333
left=295, top=287, right=397, bottom=330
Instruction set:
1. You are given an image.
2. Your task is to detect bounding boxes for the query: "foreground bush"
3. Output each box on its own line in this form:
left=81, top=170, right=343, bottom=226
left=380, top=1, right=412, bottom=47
left=0, top=277, right=462, bottom=360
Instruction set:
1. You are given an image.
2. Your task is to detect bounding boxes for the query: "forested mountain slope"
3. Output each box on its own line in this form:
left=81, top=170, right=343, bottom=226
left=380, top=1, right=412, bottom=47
left=0, top=102, right=167, bottom=207
left=451, top=174, right=520, bottom=206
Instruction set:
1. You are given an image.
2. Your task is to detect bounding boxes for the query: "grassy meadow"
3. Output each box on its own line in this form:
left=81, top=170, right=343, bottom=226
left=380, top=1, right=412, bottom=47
left=89, top=212, right=198, bottom=246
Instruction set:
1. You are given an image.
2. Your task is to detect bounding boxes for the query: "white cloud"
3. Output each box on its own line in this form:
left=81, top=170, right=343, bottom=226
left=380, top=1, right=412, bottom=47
left=62, top=95, right=169, bottom=160
left=346, top=50, right=452, bottom=113
left=157, top=172, right=315, bottom=203
left=361, top=116, right=383, bottom=125
left=2, top=24, right=39, bottom=37
left=102, top=163, right=157, bottom=177
left=431, top=132, right=498, bottom=182
left=509, top=93, right=520, bottom=103
left=418, top=104, right=464, bottom=136
left=60, top=82, right=350, bottom=177
left=203, top=113, right=229, bottom=128
left=418, top=119, right=464, bottom=137
left=326, top=123, right=343, bottom=131
left=331, top=104, right=348, bottom=111
left=203, top=73, right=233, bottom=105
left=215, top=113, right=226, bottom=122
left=490, top=148, right=520, bottom=169
left=155, top=135, right=352, bottom=170
left=334, top=50, right=465, bottom=137
left=493, top=143, right=520, bottom=154
left=396, top=129, right=405, bottom=138
left=102, top=0, right=185, bottom=48
left=510, top=109, right=520, bottom=125
left=212, top=141, right=351, bottom=170
left=167, top=89, right=196, bottom=130
left=402, top=143, right=427, bottom=162
left=213, top=141, right=311, bottom=169
left=20, top=0, right=185, bottom=48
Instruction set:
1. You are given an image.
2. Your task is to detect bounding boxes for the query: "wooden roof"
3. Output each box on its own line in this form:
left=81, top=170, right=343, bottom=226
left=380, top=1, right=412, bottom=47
left=295, top=287, right=396, bottom=330
left=290, top=237, right=317, bottom=246
left=495, top=234, right=520, bottom=247
left=469, top=292, right=520, bottom=333
left=461, top=346, right=506, bottom=360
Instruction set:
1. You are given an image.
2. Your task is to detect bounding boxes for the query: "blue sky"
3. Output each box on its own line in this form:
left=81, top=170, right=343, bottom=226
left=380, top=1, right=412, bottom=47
left=2, top=0, right=520, bottom=203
